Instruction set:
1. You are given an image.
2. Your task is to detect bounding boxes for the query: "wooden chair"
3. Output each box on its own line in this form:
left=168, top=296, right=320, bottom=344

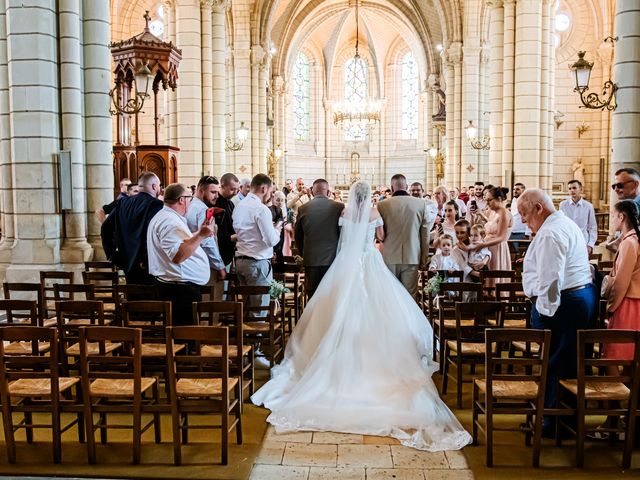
left=280, top=264, right=304, bottom=327
left=166, top=326, right=243, bottom=465
left=53, top=283, right=96, bottom=302
left=480, top=270, right=516, bottom=300
left=273, top=272, right=296, bottom=336
left=0, top=300, right=50, bottom=355
left=231, top=285, right=284, bottom=368
left=557, top=329, right=640, bottom=469
left=79, top=326, right=160, bottom=464
left=442, top=302, right=503, bottom=408
left=3, top=282, right=47, bottom=326
left=472, top=328, right=551, bottom=467
left=55, top=300, right=114, bottom=375
left=598, top=260, right=614, bottom=275
left=193, top=301, right=254, bottom=398
left=81, top=271, right=119, bottom=323
left=84, top=261, right=117, bottom=272
left=40, top=271, right=74, bottom=324
left=116, top=284, right=158, bottom=308
left=0, top=326, right=82, bottom=463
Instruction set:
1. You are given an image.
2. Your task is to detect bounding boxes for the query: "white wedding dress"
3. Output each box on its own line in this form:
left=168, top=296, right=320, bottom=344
left=251, top=182, right=472, bottom=451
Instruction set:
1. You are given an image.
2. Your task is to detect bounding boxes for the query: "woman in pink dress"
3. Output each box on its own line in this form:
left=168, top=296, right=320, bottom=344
left=464, top=186, right=512, bottom=276
left=602, top=200, right=640, bottom=360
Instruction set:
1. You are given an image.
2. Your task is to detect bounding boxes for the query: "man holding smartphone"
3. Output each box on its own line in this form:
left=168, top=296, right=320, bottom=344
left=465, top=181, right=487, bottom=224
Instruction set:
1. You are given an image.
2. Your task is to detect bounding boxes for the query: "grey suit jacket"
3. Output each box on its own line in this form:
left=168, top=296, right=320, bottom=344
left=294, top=197, right=344, bottom=267
left=377, top=194, right=434, bottom=266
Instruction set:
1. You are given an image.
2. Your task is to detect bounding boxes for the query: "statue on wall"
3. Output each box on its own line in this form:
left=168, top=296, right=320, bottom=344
left=429, top=74, right=446, bottom=122
left=571, top=158, right=585, bottom=185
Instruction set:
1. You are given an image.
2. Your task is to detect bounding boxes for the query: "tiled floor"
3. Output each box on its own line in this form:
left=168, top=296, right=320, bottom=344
left=250, top=428, right=473, bottom=480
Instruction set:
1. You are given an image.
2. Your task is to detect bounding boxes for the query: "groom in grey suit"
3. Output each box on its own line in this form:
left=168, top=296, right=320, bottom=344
left=295, top=179, right=344, bottom=299
left=377, top=174, right=435, bottom=296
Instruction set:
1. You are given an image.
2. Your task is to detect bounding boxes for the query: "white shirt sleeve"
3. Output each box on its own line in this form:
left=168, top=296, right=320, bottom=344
left=256, top=207, right=281, bottom=248
left=587, top=203, right=598, bottom=247
left=158, top=221, right=191, bottom=264
left=533, top=233, right=566, bottom=317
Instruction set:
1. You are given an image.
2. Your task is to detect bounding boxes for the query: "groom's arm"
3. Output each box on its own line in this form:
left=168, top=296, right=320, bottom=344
left=419, top=203, right=432, bottom=269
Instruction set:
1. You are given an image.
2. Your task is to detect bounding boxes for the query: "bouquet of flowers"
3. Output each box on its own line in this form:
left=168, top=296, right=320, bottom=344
left=425, top=273, right=443, bottom=297
left=269, top=280, right=290, bottom=299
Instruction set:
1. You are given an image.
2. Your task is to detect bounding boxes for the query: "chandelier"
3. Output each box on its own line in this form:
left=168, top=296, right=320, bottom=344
left=333, top=1, right=381, bottom=136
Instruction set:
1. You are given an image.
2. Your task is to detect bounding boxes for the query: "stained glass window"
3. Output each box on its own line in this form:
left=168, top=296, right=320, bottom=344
left=293, top=53, right=310, bottom=141
left=401, top=52, right=419, bottom=140
left=344, top=56, right=367, bottom=140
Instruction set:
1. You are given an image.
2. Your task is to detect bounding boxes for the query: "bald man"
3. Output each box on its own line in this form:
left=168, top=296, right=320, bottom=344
left=519, top=188, right=597, bottom=436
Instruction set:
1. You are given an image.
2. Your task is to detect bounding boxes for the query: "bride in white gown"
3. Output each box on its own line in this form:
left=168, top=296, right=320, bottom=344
left=251, top=181, right=471, bottom=451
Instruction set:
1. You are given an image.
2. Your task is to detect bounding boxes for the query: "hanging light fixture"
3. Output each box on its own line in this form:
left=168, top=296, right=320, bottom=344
left=333, top=1, right=381, bottom=136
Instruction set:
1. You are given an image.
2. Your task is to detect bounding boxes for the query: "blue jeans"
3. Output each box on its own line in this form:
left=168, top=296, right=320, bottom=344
left=531, top=283, right=597, bottom=418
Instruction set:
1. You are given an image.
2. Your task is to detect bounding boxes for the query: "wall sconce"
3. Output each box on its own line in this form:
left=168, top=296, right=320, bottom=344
left=267, top=145, right=283, bottom=179
left=576, top=121, right=590, bottom=139
left=465, top=120, right=490, bottom=150
left=569, top=45, right=617, bottom=111
left=225, top=122, right=249, bottom=152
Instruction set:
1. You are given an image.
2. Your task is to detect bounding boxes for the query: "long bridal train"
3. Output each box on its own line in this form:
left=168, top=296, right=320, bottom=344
left=252, top=181, right=472, bottom=452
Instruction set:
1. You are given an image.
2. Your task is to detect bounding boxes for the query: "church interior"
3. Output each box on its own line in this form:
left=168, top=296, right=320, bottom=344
left=0, top=0, right=639, bottom=478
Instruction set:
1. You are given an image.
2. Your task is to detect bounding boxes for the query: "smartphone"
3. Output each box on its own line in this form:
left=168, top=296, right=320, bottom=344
left=470, top=200, right=477, bottom=210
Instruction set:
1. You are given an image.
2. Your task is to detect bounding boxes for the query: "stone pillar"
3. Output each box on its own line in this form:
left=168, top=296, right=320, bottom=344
left=501, top=0, right=516, bottom=186
left=258, top=54, right=269, bottom=174
left=538, top=0, right=554, bottom=191
left=211, top=0, right=228, bottom=173
left=610, top=0, right=640, bottom=173
left=200, top=1, right=213, bottom=176
left=176, top=0, right=202, bottom=185
left=448, top=43, right=463, bottom=187
left=513, top=0, right=542, bottom=188
left=461, top=42, right=481, bottom=186
left=83, top=0, right=113, bottom=258
left=488, top=0, right=504, bottom=186
left=443, top=53, right=455, bottom=186
left=273, top=75, right=286, bottom=182
left=0, top=0, right=14, bottom=257
left=165, top=0, right=177, bottom=147
left=232, top=48, right=251, bottom=173
left=59, top=0, right=91, bottom=263
left=3, top=0, right=62, bottom=279
left=250, top=45, right=265, bottom=174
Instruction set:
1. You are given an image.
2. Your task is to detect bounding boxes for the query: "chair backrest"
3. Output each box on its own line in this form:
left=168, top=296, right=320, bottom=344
left=3, top=282, right=45, bottom=325
left=193, top=301, right=243, bottom=356
left=116, top=284, right=157, bottom=303
left=84, top=261, right=117, bottom=272
left=230, top=285, right=273, bottom=318
left=56, top=300, right=106, bottom=351
left=0, top=299, right=39, bottom=326
left=577, top=329, right=640, bottom=398
left=495, top=282, right=526, bottom=302
left=53, top=283, right=96, bottom=302
left=435, top=282, right=483, bottom=307
left=79, top=326, right=141, bottom=392
left=598, top=260, right=614, bottom=274
left=484, top=328, right=551, bottom=403
left=480, top=270, right=516, bottom=282
left=0, top=326, right=59, bottom=389
left=40, top=271, right=75, bottom=320
left=454, top=301, right=503, bottom=344
left=81, top=271, right=118, bottom=296
left=121, top=300, right=172, bottom=342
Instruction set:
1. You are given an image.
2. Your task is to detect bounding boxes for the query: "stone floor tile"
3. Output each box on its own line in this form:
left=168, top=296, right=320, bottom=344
left=426, top=468, right=475, bottom=480
left=390, top=446, right=448, bottom=469
left=308, top=466, right=365, bottom=480
left=282, top=442, right=338, bottom=467
left=312, top=432, right=364, bottom=444
left=444, top=450, right=469, bottom=469
left=365, top=468, right=426, bottom=480
left=249, top=464, right=310, bottom=480
left=265, top=425, right=314, bottom=443
left=337, top=444, right=393, bottom=468
left=255, top=441, right=286, bottom=465
left=362, top=435, right=401, bottom=445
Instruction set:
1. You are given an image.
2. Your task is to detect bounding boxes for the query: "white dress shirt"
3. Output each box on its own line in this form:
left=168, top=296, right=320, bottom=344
left=147, top=206, right=210, bottom=285
left=522, top=211, right=592, bottom=317
left=510, top=196, right=528, bottom=234
left=558, top=197, right=598, bottom=248
left=185, top=197, right=226, bottom=270
left=233, top=192, right=281, bottom=260
left=429, top=253, right=463, bottom=271
left=454, top=198, right=467, bottom=216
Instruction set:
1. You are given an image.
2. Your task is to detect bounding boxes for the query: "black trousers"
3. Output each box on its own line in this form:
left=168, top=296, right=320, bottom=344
left=125, top=265, right=155, bottom=285
left=154, top=279, right=202, bottom=326
left=304, top=265, right=330, bottom=300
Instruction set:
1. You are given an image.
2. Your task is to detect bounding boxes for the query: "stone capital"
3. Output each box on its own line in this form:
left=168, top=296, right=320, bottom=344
left=485, top=0, right=504, bottom=8
left=446, top=42, right=463, bottom=64
left=200, top=0, right=230, bottom=10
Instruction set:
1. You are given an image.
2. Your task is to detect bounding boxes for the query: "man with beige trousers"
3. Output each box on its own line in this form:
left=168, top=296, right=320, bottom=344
left=377, top=174, right=436, bottom=296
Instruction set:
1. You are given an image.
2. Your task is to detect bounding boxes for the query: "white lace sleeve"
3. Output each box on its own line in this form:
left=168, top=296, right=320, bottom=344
left=373, top=217, right=383, bottom=228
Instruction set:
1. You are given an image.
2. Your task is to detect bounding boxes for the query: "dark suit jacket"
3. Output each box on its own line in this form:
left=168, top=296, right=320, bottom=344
left=214, top=195, right=236, bottom=265
left=101, top=192, right=163, bottom=273
left=294, top=197, right=344, bottom=267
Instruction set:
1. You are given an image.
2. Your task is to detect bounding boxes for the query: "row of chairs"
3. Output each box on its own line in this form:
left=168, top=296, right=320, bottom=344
left=0, top=324, right=241, bottom=465
left=473, top=327, right=640, bottom=470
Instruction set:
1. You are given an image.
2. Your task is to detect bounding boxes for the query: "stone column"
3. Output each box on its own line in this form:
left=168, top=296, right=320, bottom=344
left=538, top=0, right=554, bottom=191
left=501, top=0, right=516, bottom=186
left=0, top=0, right=14, bottom=257
left=461, top=42, right=481, bottom=186
left=232, top=48, right=251, bottom=173
left=443, top=53, right=455, bottom=185
left=59, top=0, right=91, bottom=263
left=513, top=0, right=542, bottom=188
left=165, top=0, right=177, bottom=147
left=211, top=0, right=228, bottom=173
left=250, top=45, right=265, bottom=174
left=258, top=53, right=269, bottom=174
left=273, top=75, right=286, bottom=182
left=487, top=0, right=504, bottom=186
left=200, top=1, right=213, bottom=176
left=448, top=42, right=463, bottom=187
left=83, top=0, right=113, bottom=258
left=610, top=0, right=640, bottom=174
left=3, top=0, right=62, bottom=279
left=176, top=0, right=202, bottom=185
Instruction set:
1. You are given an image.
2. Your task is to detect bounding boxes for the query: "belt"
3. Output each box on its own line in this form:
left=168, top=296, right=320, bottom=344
left=155, top=277, right=196, bottom=286
left=529, top=284, right=590, bottom=303
left=236, top=255, right=270, bottom=262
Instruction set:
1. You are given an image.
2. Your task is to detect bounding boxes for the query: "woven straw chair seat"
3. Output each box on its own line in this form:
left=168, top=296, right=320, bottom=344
left=66, top=341, right=122, bottom=356
left=175, top=377, right=239, bottom=397
left=244, top=321, right=280, bottom=333
left=512, top=341, right=540, bottom=353
left=136, top=343, right=185, bottom=357
left=201, top=344, right=251, bottom=358
left=446, top=340, right=493, bottom=356
left=474, top=379, right=539, bottom=400
left=43, top=317, right=57, bottom=327
left=8, top=377, right=79, bottom=397
left=559, top=380, right=630, bottom=401
left=487, top=319, right=526, bottom=328
left=442, top=319, right=475, bottom=329
left=89, top=377, right=156, bottom=397
left=4, top=341, right=50, bottom=355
